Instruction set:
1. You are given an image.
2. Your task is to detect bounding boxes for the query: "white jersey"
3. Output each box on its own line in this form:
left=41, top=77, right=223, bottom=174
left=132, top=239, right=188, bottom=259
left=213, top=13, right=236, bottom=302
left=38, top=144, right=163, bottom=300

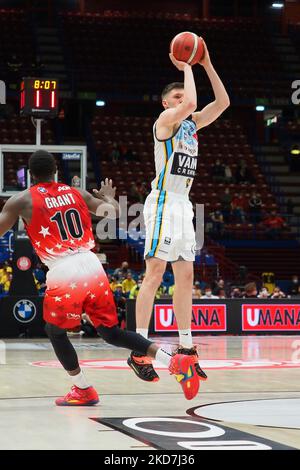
left=151, top=117, right=198, bottom=197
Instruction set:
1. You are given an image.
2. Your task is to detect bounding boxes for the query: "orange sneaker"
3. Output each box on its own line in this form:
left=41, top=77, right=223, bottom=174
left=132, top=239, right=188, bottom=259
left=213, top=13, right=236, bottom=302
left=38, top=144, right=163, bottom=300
left=55, top=385, right=99, bottom=406
left=127, top=351, right=160, bottom=382
left=169, top=354, right=200, bottom=400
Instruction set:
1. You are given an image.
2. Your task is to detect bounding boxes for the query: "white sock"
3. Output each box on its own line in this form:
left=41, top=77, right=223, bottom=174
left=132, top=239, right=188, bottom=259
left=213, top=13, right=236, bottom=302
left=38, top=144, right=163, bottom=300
left=179, top=329, right=193, bottom=348
left=71, top=370, right=90, bottom=389
left=136, top=328, right=148, bottom=339
left=155, top=348, right=172, bottom=367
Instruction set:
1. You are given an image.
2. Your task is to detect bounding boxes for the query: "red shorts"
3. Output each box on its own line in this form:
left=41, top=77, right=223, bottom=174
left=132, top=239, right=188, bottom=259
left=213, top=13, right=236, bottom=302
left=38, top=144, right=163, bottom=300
left=43, top=251, right=118, bottom=330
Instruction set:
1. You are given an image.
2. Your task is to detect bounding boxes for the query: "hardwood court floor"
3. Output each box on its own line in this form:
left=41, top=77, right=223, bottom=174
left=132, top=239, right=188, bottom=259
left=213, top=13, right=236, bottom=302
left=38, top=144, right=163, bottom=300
left=0, top=335, right=299, bottom=450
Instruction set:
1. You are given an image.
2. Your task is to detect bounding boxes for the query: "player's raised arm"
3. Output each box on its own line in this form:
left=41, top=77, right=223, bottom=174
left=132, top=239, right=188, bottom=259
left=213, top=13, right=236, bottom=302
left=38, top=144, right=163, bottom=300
left=0, top=195, right=22, bottom=237
left=192, top=40, right=230, bottom=131
left=80, top=178, right=120, bottom=218
left=157, top=55, right=197, bottom=128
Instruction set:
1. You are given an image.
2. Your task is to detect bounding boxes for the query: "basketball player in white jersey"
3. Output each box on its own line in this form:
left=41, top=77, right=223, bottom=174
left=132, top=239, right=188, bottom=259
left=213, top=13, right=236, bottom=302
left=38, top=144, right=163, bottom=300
left=128, top=40, right=230, bottom=382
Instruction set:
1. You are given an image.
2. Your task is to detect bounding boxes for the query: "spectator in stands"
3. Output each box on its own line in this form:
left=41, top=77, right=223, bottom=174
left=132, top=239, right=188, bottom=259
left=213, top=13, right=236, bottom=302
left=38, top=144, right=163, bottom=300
left=122, top=272, right=137, bottom=297
left=109, top=276, right=119, bottom=292
left=258, top=287, right=270, bottom=299
left=243, top=282, right=258, bottom=298
left=192, top=282, right=202, bottom=299
left=113, top=284, right=127, bottom=327
left=155, top=283, right=165, bottom=299
left=114, top=261, right=130, bottom=280
left=211, top=159, right=225, bottom=183
left=33, top=273, right=46, bottom=295
left=288, top=275, right=300, bottom=297
left=0, top=272, right=12, bottom=295
left=235, top=160, right=254, bottom=185
left=271, top=286, right=286, bottom=299
left=129, top=279, right=143, bottom=299
left=218, top=289, right=226, bottom=299
left=248, top=191, right=262, bottom=224
left=220, top=187, right=232, bottom=223
left=230, top=287, right=242, bottom=298
left=262, top=211, right=287, bottom=239
left=33, top=262, right=46, bottom=285
left=262, top=272, right=275, bottom=294
left=113, top=284, right=126, bottom=307
left=213, top=278, right=227, bottom=297
left=110, top=142, right=121, bottom=164
left=166, top=284, right=175, bottom=297
left=0, top=262, right=12, bottom=284
left=0, top=262, right=10, bottom=281
left=224, top=165, right=233, bottom=184
left=231, top=193, right=247, bottom=223
left=209, top=210, right=225, bottom=238
left=201, top=286, right=219, bottom=299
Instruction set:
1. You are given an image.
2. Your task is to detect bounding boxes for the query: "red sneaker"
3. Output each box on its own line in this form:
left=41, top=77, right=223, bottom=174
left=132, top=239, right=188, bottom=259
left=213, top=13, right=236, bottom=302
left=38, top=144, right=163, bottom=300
left=55, top=385, right=99, bottom=406
left=175, top=346, right=208, bottom=381
left=169, top=354, right=200, bottom=400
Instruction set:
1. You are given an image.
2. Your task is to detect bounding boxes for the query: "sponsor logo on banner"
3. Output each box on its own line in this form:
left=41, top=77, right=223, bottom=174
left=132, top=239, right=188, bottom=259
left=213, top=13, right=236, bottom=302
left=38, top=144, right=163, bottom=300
left=242, top=304, right=300, bottom=331
left=13, top=299, right=36, bottom=323
left=154, top=304, right=227, bottom=332
left=17, top=256, right=31, bottom=271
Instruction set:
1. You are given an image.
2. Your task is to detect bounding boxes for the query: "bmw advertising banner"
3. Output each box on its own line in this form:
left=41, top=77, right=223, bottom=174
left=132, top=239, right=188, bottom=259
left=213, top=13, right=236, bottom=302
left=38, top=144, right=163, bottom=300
left=0, top=296, right=44, bottom=337
left=126, top=299, right=300, bottom=335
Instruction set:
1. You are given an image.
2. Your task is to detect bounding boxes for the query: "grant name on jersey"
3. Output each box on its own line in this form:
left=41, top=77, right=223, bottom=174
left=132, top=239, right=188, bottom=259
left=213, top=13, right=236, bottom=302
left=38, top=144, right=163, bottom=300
left=170, top=152, right=198, bottom=177
left=45, top=193, right=76, bottom=209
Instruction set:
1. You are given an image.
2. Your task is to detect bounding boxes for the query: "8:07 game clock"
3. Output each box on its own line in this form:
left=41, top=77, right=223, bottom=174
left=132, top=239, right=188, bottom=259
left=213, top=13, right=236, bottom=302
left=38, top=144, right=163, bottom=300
left=20, top=77, right=59, bottom=118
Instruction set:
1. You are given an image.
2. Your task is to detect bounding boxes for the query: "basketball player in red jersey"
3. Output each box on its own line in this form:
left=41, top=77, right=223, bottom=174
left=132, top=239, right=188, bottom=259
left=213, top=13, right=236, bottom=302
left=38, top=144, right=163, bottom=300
left=0, top=150, right=200, bottom=403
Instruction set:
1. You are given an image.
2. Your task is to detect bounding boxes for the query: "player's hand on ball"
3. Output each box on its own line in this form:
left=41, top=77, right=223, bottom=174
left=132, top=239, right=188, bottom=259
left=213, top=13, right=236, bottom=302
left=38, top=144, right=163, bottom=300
left=198, top=39, right=211, bottom=67
left=93, top=178, right=116, bottom=200
left=169, top=53, right=191, bottom=71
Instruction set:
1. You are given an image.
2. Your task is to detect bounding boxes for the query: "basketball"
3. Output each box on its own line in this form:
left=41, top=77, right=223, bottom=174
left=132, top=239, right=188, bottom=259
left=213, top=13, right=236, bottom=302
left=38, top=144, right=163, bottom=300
left=170, top=32, right=204, bottom=66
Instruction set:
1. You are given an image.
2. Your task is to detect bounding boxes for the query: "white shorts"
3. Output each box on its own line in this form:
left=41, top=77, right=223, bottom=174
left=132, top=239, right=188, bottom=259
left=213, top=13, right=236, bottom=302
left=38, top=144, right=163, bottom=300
left=144, top=189, right=196, bottom=262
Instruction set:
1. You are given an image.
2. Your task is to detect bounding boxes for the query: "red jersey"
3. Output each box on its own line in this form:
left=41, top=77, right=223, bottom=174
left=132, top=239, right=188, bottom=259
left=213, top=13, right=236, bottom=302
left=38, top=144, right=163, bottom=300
left=25, top=182, right=95, bottom=267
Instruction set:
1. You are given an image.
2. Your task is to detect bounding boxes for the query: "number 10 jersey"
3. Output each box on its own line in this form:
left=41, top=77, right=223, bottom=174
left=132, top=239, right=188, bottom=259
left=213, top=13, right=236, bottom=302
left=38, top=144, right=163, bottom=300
left=24, top=182, right=95, bottom=268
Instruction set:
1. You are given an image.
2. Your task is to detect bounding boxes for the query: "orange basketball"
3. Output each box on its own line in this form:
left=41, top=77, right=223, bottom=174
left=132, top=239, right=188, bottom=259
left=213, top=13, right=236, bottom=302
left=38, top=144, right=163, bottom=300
left=170, top=32, right=204, bottom=66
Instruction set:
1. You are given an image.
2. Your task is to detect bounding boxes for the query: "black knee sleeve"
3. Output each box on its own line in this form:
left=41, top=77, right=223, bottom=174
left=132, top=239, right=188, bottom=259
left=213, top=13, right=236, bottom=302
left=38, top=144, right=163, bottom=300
left=45, top=323, right=79, bottom=372
left=97, top=326, right=153, bottom=356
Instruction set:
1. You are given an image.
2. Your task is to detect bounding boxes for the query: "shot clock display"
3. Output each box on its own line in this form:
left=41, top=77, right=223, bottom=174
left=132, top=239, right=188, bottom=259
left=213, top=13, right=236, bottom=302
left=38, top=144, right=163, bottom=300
left=20, top=78, right=58, bottom=118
